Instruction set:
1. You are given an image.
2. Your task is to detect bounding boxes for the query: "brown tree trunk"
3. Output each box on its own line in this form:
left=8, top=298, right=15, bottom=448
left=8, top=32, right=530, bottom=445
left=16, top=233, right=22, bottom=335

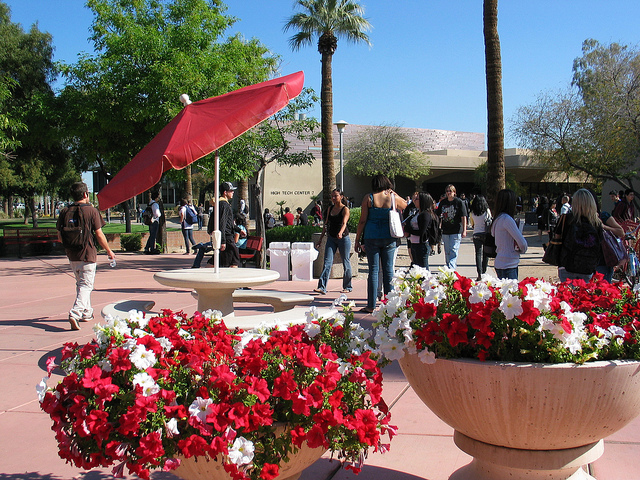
left=321, top=52, right=336, bottom=205
left=484, top=0, right=505, bottom=206
left=185, top=165, right=193, bottom=201
left=237, top=178, right=250, bottom=217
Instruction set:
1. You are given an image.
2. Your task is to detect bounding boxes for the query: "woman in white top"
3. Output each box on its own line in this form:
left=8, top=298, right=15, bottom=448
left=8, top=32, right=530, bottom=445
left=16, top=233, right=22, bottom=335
left=470, top=195, right=491, bottom=280
left=491, top=189, right=528, bottom=280
left=179, top=198, right=196, bottom=254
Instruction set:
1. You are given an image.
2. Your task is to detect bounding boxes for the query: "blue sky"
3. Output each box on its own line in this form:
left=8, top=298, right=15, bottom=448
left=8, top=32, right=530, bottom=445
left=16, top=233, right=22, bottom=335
left=5, top=0, right=640, bottom=147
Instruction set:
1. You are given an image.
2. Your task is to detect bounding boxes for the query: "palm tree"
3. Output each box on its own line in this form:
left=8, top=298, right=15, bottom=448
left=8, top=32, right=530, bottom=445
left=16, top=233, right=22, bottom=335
left=483, top=0, right=505, bottom=204
left=284, top=0, right=371, bottom=204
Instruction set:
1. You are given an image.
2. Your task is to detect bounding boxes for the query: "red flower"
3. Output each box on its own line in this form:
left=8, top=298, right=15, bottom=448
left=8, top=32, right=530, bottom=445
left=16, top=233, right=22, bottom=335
left=260, top=463, right=279, bottom=480
left=413, top=298, right=437, bottom=320
left=441, top=314, right=468, bottom=347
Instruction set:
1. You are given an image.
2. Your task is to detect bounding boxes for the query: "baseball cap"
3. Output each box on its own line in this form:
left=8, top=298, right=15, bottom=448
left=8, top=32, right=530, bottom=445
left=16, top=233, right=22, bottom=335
left=220, top=182, right=237, bottom=192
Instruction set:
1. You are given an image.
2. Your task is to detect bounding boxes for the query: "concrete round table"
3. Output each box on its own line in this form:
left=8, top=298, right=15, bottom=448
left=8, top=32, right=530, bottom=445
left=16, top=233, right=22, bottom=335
left=153, top=268, right=280, bottom=319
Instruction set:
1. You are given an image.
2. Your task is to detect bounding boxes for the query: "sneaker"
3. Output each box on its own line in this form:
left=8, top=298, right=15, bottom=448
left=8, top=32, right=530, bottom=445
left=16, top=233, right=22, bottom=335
left=313, top=288, right=327, bottom=295
left=69, top=317, right=80, bottom=331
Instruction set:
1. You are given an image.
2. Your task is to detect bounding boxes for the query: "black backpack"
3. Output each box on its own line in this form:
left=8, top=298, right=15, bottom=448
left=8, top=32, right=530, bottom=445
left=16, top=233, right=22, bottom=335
left=561, top=216, right=602, bottom=275
left=142, top=202, right=155, bottom=226
left=60, top=204, right=90, bottom=250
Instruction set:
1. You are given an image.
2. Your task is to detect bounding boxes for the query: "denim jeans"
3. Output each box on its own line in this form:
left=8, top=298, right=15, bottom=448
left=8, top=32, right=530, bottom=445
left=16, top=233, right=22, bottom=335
left=364, top=238, right=397, bottom=310
left=182, top=227, right=196, bottom=253
left=442, top=233, right=462, bottom=270
left=558, top=267, right=593, bottom=283
left=192, top=242, right=213, bottom=268
left=495, top=267, right=518, bottom=280
left=595, top=265, right=613, bottom=283
left=145, top=221, right=159, bottom=252
left=472, top=234, right=489, bottom=278
left=317, top=235, right=352, bottom=292
left=410, top=242, right=430, bottom=269
left=69, top=261, right=97, bottom=321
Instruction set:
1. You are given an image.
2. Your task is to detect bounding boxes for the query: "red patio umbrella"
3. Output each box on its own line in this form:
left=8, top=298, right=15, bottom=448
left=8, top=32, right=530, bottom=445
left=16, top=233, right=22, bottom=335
left=97, top=71, right=305, bottom=211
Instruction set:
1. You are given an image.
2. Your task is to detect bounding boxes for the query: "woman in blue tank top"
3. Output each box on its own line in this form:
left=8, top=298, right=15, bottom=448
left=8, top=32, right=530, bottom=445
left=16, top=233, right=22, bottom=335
left=355, top=174, right=408, bottom=313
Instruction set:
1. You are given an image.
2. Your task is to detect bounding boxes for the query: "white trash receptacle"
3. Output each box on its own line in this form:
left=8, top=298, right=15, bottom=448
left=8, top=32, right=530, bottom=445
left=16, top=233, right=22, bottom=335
left=267, top=242, right=291, bottom=281
left=291, top=242, right=319, bottom=281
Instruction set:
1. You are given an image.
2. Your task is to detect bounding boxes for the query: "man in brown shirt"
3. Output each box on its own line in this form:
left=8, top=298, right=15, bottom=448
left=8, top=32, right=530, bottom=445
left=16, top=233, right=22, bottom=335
left=56, top=182, right=115, bottom=330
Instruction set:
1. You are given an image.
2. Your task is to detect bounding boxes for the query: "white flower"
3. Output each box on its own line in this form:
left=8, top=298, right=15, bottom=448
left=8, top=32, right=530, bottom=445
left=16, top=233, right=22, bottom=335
left=609, top=325, right=626, bottom=338
left=304, top=322, right=321, bottom=338
left=129, top=345, right=157, bottom=370
left=128, top=310, right=149, bottom=329
left=166, top=418, right=179, bottom=436
left=36, top=377, right=48, bottom=402
left=498, top=279, right=519, bottom=296
left=469, top=283, right=492, bottom=304
left=202, top=309, right=223, bottom=321
left=97, top=359, right=113, bottom=372
left=228, top=437, right=255, bottom=465
left=499, top=293, right=523, bottom=320
left=418, top=349, right=436, bottom=364
left=189, top=397, right=213, bottom=422
left=132, top=372, right=160, bottom=396
left=157, top=337, right=173, bottom=352
left=377, top=336, right=406, bottom=361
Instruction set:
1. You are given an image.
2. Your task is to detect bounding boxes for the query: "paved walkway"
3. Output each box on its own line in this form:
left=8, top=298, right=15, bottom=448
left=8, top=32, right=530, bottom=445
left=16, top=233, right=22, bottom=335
left=0, top=227, right=638, bottom=479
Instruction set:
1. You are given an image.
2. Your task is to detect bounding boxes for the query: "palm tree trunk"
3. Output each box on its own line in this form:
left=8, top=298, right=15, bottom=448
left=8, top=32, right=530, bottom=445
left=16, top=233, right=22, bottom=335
left=321, top=52, right=336, bottom=205
left=484, top=0, right=505, bottom=205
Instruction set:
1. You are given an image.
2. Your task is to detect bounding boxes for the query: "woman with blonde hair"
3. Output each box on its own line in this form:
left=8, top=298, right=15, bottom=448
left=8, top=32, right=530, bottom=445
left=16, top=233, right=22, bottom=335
left=557, top=189, right=604, bottom=282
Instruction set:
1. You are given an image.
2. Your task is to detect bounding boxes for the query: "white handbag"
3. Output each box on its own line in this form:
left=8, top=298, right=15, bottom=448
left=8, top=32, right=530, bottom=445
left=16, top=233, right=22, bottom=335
left=389, top=193, right=404, bottom=238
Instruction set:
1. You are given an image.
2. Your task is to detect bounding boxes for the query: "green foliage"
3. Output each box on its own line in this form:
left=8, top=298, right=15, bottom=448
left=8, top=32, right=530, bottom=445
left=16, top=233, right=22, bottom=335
left=474, top=162, right=522, bottom=197
left=59, top=0, right=279, bottom=201
left=347, top=206, right=360, bottom=232
left=0, top=3, right=72, bottom=214
left=344, top=124, right=431, bottom=180
left=119, top=232, right=142, bottom=252
left=266, top=225, right=322, bottom=245
left=512, top=39, right=640, bottom=191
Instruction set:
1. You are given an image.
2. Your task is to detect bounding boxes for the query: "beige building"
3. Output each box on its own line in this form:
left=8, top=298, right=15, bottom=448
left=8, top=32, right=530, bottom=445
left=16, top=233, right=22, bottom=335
left=257, top=124, right=571, bottom=216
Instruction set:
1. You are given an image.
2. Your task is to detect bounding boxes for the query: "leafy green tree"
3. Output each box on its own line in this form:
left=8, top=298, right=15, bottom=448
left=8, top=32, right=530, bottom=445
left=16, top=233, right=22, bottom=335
left=60, top=0, right=278, bottom=233
left=512, top=40, right=640, bottom=194
left=284, top=0, right=371, bottom=205
left=344, top=124, right=431, bottom=180
left=483, top=0, right=505, bottom=204
left=0, top=2, right=72, bottom=224
left=214, top=88, right=321, bottom=266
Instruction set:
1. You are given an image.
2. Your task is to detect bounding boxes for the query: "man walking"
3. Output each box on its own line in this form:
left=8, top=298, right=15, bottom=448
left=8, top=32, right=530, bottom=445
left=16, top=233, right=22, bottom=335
left=207, top=182, right=240, bottom=268
left=144, top=190, right=162, bottom=254
left=436, top=184, right=467, bottom=270
left=57, top=182, right=115, bottom=330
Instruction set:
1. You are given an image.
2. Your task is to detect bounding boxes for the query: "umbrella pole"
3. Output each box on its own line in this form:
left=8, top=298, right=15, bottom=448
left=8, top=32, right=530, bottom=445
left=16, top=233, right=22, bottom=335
left=213, top=150, right=220, bottom=273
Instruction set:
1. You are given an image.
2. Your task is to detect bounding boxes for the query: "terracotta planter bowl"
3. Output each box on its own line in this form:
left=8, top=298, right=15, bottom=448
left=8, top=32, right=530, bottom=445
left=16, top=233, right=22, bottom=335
left=172, top=443, right=325, bottom=480
left=398, top=355, right=640, bottom=450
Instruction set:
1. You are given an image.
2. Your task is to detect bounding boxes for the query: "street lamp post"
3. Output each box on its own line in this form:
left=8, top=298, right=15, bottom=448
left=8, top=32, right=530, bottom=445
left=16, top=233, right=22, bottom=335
left=334, top=120, right=348, bottom=191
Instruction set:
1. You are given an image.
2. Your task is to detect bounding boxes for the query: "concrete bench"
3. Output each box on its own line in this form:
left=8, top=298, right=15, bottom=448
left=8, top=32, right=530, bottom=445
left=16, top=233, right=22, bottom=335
left=101, top=300, right=156, bottom=320
left=189, top=289, right=313, bottom=312
left=232, top=289, right=313, bottom=312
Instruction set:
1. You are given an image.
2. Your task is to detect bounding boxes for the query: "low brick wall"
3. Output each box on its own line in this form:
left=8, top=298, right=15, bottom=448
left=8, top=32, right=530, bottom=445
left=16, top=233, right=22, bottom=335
left=105, top=229, right=212, bottom=254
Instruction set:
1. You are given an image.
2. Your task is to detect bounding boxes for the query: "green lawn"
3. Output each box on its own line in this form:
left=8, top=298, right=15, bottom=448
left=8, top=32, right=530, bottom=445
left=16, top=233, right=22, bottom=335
left=0, top=218, right=179, bottom=235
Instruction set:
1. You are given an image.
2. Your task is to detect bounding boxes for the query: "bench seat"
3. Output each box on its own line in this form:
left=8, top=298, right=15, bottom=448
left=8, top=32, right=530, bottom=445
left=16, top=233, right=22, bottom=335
left=232, top=289, right=313, bottom=312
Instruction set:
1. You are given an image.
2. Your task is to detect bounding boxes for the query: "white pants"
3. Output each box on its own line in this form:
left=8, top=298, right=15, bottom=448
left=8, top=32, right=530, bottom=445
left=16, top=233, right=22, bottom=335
left=69, top=261, right=97, bottom=321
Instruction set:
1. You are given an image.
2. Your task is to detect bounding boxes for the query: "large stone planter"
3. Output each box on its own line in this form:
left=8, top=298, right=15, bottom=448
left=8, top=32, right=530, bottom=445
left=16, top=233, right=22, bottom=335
left=398, top=354, right=640, bottom=480
left=172, top=442, right=325, bottom=480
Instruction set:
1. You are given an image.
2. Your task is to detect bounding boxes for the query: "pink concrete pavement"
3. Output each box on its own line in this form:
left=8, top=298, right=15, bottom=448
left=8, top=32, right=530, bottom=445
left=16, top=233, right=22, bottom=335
left=1, top=242, right=639, bottom=480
